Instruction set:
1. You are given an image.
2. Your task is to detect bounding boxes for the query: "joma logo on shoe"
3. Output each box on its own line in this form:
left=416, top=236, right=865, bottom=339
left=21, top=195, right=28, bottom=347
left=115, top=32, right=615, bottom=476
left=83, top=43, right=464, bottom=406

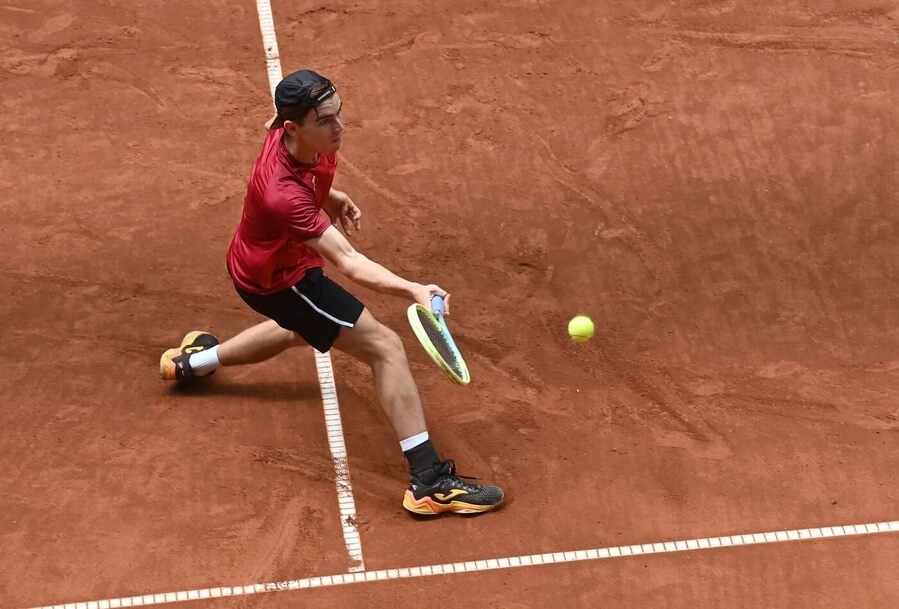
left=434, top=490, right=468, bottom=502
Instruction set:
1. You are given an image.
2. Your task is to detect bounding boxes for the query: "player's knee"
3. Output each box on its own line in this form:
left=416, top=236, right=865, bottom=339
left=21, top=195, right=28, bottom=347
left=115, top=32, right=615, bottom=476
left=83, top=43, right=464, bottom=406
left=372, top=324, right=404, bottom=360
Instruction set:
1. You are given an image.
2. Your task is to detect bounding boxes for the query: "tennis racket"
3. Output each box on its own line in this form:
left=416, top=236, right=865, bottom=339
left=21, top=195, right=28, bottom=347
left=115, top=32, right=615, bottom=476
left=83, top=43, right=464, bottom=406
left=406, top=295, right=471, bottom=385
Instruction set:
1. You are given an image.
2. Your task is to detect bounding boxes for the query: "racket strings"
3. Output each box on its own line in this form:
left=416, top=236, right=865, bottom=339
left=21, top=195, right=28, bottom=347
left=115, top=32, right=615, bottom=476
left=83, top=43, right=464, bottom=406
left=416, top=310, right=464, bottom=378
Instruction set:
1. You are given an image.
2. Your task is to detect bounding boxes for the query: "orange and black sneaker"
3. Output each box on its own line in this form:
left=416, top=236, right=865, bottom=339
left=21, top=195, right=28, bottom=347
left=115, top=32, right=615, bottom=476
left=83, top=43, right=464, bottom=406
left=403, top=460, right=504, bottom=516
left=159, top=330, right=219, bottom=381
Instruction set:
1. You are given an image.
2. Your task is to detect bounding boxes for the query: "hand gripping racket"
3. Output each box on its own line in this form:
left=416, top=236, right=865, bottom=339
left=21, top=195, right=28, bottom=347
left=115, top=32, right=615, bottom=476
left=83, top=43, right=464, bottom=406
left=406, top=295, right=471, bottom=385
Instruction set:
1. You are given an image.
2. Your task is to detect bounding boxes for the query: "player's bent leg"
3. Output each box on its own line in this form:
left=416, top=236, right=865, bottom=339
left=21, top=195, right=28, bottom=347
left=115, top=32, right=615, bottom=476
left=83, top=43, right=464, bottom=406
left=333, top=309, right=504, bottom=516
left=332, top=308, right=427, bottom=439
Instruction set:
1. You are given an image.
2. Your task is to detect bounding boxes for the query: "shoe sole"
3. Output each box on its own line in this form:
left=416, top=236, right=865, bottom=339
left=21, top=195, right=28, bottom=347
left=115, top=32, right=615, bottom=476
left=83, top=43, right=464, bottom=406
left=402, top=490, right=503, bottom=515
left=159, top=330, right=212, bottom=381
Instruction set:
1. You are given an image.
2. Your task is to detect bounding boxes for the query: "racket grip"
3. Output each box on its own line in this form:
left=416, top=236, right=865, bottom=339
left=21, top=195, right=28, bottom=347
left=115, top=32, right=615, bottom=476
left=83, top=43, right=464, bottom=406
left=431, top=295, right=446, bottom=316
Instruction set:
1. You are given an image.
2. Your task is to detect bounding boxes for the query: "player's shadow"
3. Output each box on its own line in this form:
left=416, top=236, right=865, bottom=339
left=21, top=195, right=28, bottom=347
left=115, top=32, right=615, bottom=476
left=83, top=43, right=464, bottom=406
left=169, top=378, right=321, bottom=402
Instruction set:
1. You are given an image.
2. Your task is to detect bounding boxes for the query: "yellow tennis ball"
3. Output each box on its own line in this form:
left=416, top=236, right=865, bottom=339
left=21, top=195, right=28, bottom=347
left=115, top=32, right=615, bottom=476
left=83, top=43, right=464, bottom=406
left=568, top=315, right=594, bottom=342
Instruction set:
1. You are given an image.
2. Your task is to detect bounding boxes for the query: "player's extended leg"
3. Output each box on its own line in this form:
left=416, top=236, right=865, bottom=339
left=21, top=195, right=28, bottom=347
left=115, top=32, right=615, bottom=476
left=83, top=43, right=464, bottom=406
left=218, top=320, right=304, bottom=365
left=160, top=320, right=302, bottom=381
left=333, top=309, right=504, bottom=516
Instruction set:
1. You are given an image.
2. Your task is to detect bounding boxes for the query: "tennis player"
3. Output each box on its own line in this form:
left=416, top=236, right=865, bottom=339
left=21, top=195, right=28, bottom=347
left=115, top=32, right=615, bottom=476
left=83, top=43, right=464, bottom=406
left=160, top=69, right=504, bottom=516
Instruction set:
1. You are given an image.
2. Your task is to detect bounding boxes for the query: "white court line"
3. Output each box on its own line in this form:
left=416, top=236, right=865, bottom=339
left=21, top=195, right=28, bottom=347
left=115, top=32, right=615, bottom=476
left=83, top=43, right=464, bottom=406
left=255, top=0, right=364, bottom=573
left=255, top=0, right=283, bottom=98
left=314, top=351, right=365, bottom=571
left=26, top=520, right=899, bottom=608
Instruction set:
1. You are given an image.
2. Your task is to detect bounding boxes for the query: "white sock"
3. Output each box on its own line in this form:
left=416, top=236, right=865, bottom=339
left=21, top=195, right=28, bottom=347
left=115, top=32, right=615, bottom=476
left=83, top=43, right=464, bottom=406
left=188, top=345, right=221, bottom=377
left=399, top=431, right=429, bottom=452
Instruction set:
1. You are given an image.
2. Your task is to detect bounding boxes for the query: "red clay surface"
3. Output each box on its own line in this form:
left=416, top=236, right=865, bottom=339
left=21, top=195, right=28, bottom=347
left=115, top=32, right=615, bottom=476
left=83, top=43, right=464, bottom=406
left=2, top=0, right=898, bottom=607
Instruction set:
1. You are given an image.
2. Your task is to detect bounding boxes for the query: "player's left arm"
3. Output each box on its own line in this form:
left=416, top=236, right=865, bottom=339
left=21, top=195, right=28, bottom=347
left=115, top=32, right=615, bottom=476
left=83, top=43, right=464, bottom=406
left=323, top=188, right=362, bottom=236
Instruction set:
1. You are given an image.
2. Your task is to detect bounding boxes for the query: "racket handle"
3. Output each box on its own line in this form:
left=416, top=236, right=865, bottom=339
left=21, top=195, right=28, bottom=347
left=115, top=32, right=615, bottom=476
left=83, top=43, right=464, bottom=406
left=431, top=295, right=446, bottom=316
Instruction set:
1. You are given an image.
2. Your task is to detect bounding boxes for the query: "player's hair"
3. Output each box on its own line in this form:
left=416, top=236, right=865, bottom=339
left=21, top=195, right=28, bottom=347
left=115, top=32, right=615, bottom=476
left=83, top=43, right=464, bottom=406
left=290, top=82, right=333, bottom=127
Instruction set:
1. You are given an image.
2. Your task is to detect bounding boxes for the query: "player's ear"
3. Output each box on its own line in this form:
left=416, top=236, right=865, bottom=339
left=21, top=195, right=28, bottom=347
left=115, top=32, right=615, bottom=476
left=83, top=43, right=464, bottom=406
left=282, top=119, right=296, bottom=135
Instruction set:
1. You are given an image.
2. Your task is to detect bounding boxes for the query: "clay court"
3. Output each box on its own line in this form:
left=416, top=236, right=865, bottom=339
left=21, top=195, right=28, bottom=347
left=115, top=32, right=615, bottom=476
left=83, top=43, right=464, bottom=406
left=2, top=0, right=898, bottom=607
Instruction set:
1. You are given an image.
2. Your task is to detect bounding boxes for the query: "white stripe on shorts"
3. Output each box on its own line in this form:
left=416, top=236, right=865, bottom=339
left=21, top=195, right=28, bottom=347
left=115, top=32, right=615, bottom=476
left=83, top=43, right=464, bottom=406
left=291, top=286, right=356, bottom=328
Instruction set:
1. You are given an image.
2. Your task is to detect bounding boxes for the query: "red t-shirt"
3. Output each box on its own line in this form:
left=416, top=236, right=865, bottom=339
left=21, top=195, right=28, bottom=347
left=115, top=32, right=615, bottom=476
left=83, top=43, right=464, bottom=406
left=227, top=128, right=337, bottom=295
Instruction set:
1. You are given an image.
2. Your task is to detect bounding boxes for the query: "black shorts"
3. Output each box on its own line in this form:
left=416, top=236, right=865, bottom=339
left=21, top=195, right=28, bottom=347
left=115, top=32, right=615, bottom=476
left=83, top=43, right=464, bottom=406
left=234, top=268, right=365, bottom=353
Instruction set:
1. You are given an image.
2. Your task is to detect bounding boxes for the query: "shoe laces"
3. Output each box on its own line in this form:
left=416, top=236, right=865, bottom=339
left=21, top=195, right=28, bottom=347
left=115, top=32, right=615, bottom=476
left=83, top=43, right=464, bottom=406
left=436, top=460, right=482, bottom=490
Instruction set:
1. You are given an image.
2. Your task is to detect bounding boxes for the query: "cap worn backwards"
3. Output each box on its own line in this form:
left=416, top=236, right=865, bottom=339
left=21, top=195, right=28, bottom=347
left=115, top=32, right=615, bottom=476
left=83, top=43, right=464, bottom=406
left=269, top=69, right=337, bottom=130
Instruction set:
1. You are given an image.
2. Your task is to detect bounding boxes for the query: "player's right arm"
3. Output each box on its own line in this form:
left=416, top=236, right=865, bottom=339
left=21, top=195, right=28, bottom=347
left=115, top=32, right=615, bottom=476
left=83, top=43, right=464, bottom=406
left=308, top=226, right=450, bottom=312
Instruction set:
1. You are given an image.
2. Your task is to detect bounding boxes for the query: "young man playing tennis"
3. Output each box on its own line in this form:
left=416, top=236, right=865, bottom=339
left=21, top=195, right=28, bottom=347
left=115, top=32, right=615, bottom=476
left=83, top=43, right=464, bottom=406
left=160, top=69, right=504, bottom=516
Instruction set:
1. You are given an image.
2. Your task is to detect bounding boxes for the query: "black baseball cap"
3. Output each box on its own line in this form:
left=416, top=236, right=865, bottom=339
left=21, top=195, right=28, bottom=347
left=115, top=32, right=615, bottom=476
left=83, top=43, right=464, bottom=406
left=269, top=69, right=337, bottom=130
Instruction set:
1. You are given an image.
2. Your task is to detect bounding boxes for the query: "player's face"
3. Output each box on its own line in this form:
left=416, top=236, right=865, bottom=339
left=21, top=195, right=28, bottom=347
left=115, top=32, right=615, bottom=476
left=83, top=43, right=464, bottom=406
left=290, top=94, right=345, bottom=154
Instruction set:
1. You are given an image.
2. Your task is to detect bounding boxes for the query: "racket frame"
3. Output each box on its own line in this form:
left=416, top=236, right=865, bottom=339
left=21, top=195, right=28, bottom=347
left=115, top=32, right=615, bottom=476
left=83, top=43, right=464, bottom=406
left=406, top=297, right=471, bottom=385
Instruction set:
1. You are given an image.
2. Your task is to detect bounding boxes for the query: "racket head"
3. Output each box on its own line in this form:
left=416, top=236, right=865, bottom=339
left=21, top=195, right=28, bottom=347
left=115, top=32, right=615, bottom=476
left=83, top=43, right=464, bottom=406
left=406, top=303, right=471, bottom=385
